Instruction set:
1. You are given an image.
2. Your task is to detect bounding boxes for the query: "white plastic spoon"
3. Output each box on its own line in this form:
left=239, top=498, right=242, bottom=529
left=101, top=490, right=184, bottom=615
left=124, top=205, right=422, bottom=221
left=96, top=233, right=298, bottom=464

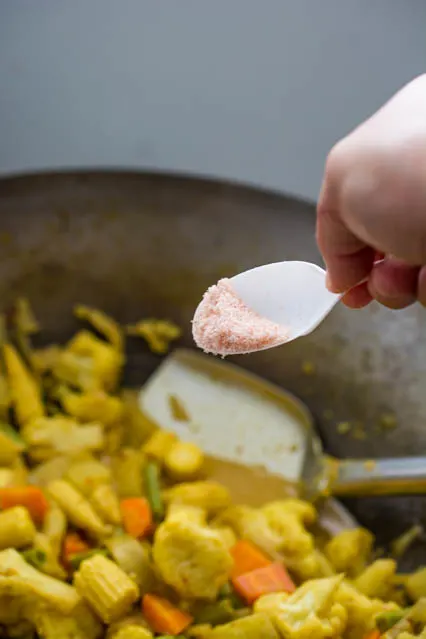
left=192, top=261, right=340, bottom=356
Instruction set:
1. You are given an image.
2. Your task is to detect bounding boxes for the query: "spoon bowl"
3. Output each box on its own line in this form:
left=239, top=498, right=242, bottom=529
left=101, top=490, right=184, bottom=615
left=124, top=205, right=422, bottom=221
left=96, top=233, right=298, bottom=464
left=231, top=260, right=340, bottom=344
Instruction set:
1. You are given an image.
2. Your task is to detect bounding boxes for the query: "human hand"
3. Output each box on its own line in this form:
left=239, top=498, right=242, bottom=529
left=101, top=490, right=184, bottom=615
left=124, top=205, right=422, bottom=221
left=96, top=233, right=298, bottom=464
left=317, top=74, right=426, bottom=309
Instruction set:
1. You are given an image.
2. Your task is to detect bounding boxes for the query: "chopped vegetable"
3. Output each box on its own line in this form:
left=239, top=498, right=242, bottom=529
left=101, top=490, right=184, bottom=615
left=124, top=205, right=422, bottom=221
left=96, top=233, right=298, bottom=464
left=22, top=548, right=47, bottom=570
left=164, top=441, right=205, bottom=482
left=90, top=483, right=122, bottom=525
left=354, top=559, right=397, bottom=599
left=142, top=431, right=177, bottom=463
left=142, top=594, right=193, bottom=635
left=144, top=461, right=165, bottom=522
left=69, top=548, right=111, bottom=571
left=193, top=600, right=234, bottom=626
left=0, top=548, right=81, bottom=614
left=65, top=455, right=112, bottom=497
left=74, top=305, right=124, bottom=351
left=363, top=631, right=381, bottom=639
left=63, top=532, right=91, bottom=567
left=153, top=517, right=233, bottom=600
left=0, top=486, right=49, bottom=525
left=0, top=422, right=26, bottom=464
left=376, top=610, right=408, bottom=633
left=0, top=505, right=36, bottom=549
left=3, top=342, right=44, bottom=426
left=47, top=479, right=110, bottom=538
left=230, top=540, right=271, bottom=579
left=112, top=448, right=144, bottom=498
left=126, top=320, right=181, bottom=354
left=232, top=562, right=295, bottom=604
left=74, top=554, right=139, bottom=623
left=405, top=567, right=426, bottom=601
left=121, top=498, right=153, bottom=539
left=105, top=534, right=155, bottom=592
left=391, top=525, right=424, bottom=559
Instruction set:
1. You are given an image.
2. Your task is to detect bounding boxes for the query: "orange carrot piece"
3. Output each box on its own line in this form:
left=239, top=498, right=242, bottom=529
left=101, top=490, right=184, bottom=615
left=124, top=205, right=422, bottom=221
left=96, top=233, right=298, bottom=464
left=120, top=497, right=153, bottom=538
left=142, top=594, right=193, bottom=635
left=232, top=561, right=296, bottom=604
left=0, top=486, right=49, bottom=525
left=231, top=539, right=271, bottom=578
left=363, top=632, right=381, bottom=639
left=62, top=532, right=90, bottom=567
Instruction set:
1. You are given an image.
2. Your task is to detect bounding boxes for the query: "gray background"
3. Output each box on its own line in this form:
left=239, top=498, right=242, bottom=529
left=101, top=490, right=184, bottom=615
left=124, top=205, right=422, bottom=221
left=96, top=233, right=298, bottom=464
left=0, top=1, right=425, bottom=201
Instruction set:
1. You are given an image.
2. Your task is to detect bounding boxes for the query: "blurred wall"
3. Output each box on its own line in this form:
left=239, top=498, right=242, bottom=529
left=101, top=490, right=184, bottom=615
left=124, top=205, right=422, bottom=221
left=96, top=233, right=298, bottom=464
left=0, top=1, right=425, bottom=200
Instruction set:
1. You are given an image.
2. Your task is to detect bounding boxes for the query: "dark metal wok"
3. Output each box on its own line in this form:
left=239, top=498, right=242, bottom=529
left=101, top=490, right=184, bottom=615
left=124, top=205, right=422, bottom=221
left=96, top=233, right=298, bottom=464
left=0, top=171, right=424, bottom=567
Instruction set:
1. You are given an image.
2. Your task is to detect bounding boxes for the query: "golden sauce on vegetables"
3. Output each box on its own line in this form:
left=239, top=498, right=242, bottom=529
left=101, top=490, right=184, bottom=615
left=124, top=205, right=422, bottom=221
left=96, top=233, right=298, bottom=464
left=0, top=301, right=423, bottom=639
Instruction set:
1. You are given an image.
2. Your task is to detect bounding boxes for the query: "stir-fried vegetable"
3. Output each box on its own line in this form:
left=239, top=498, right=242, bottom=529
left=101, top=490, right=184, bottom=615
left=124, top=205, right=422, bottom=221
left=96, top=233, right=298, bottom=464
left=232, top=562, right=295, bottom=604
left=0, top=302, right=423, bottom=639
left=144, top=461, right=165, bottom=522
left=0, top=486, right=49, bottom=525
left=120, top=498, right=153, bottom=539
left=142, top=594, right=193, bottom=635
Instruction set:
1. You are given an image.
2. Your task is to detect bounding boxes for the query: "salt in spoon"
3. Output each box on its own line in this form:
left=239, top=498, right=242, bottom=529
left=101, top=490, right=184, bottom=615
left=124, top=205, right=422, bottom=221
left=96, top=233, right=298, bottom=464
left=192, top=261, right=340, bottom=356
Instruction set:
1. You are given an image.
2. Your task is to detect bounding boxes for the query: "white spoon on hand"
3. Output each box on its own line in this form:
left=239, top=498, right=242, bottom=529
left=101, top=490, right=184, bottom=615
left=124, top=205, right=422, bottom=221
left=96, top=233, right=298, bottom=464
left=192, top=261, right=340, bottom=356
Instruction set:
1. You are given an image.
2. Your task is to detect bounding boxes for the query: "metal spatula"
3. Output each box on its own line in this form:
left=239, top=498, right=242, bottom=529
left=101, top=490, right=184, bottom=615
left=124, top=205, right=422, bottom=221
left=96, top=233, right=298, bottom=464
left=139, top=349, right=426, bottom=500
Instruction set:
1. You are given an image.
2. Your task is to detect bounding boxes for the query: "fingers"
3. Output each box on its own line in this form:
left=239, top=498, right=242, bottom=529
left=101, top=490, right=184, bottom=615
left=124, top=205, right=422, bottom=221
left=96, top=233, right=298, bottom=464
left=340, top=258, right=419, bottom=310
left=317, top=177, right=376, bottom=294
left=367, top=258, right=419, bottom=309
left=341, top=282, right=373, bottom=309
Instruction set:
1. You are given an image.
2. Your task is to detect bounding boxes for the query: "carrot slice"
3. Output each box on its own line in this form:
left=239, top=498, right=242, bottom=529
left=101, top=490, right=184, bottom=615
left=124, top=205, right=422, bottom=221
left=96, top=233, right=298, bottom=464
left=0, top=486, right=49, bottom=525
left=232, top=561, right=296, bottom=604
left=120, top=497, right=153, bottom=538
left=230, top=539, right=271, bottom=578
left=62, top=532, right=90, bottom=567
left=363, top=632, right=381, bottom=639
left=142, top=594, right=193, bottom=635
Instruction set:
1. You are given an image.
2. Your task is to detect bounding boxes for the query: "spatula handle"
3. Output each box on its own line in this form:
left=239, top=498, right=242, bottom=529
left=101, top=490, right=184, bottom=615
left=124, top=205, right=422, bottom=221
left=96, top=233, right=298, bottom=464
left=331, top=456, right=426, bottom=497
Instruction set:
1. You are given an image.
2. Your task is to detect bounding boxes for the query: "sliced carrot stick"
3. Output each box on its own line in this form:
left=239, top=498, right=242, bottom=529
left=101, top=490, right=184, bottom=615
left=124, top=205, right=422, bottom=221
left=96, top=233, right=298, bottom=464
left=142, top=593, right=193, bottom=635
left=0, top=486, right=49, bottom=525
left=232, top=561, right=296, bottom=604
left=230, top=539, right=271, bottom=578
left=120, top=497, right=153, bottom=538
left=62, top=532, right=90, bottom=567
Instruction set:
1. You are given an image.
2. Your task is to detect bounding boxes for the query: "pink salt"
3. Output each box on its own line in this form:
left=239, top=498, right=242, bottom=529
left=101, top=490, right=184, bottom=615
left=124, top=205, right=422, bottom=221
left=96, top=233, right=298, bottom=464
left=192, top=278, right=289, bottom=356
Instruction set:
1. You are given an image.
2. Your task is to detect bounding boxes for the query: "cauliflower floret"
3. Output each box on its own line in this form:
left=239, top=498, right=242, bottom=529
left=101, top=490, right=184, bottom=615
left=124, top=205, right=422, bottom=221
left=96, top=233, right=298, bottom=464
left=166, top=503, right=207, bottom=525
left=163, top=481, right=232, bottom=516
left=254, top=592, right=291, bottom=616
left=152, top=518, right=233, bottom=600
left=272, top=575, right=347, bottom=639
left=206, top=613, right=279, bottom=638
left=217, top=506, right=283, bottom=558
left=353, top=559, right=396, bottom=600
left=324, top=528, right=373, bottom=577
left=262, top=500, right=316, bottom=557
left=288, top=549, right=335, bottom=582
left=22, top=416, right=104, bottom=461
left=335, top=580, right=400, bottom=639
left=28, top=601, right=103, bottom=639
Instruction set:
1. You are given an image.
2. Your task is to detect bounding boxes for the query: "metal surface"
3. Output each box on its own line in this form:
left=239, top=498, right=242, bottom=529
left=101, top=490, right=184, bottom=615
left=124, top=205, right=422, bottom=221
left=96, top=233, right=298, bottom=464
left=0, top=171, right=425, bottom=566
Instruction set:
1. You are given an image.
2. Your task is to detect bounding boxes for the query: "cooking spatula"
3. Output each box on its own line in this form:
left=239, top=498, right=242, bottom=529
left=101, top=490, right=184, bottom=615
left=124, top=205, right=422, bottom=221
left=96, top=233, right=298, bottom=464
left=139, top=349, right=426, bottom=500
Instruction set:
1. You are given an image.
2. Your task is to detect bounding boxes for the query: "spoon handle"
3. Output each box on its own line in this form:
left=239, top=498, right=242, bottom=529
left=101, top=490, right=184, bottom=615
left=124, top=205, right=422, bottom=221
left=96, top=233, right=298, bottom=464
left=331, top=456, right=426, bottom=497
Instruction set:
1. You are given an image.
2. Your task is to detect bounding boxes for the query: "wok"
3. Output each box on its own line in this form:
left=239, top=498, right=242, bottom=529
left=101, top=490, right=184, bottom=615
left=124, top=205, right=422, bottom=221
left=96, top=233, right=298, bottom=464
left=0, top=170, right=425, bottom=568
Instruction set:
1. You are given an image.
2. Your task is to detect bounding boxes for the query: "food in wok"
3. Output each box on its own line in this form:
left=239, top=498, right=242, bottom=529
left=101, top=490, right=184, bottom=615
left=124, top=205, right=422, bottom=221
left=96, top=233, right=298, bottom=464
left=0, top=300, right=424, bottom=639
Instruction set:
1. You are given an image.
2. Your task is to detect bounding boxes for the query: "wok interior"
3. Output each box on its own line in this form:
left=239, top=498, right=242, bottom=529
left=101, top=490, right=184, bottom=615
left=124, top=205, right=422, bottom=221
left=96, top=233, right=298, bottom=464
left=0, top=170, right=425, bottom=568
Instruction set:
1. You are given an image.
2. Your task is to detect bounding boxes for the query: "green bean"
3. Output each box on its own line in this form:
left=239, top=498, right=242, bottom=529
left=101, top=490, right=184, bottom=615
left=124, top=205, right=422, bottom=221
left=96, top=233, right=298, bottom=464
left=376, top=609, right=408, bottom=633
left=194, top=600, right=234, bottom=626
left=144, top=461, right=165, bottom=521
left=22, top=548, right=47, bottom=570
left=69, top=548, right=110, bottom=571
